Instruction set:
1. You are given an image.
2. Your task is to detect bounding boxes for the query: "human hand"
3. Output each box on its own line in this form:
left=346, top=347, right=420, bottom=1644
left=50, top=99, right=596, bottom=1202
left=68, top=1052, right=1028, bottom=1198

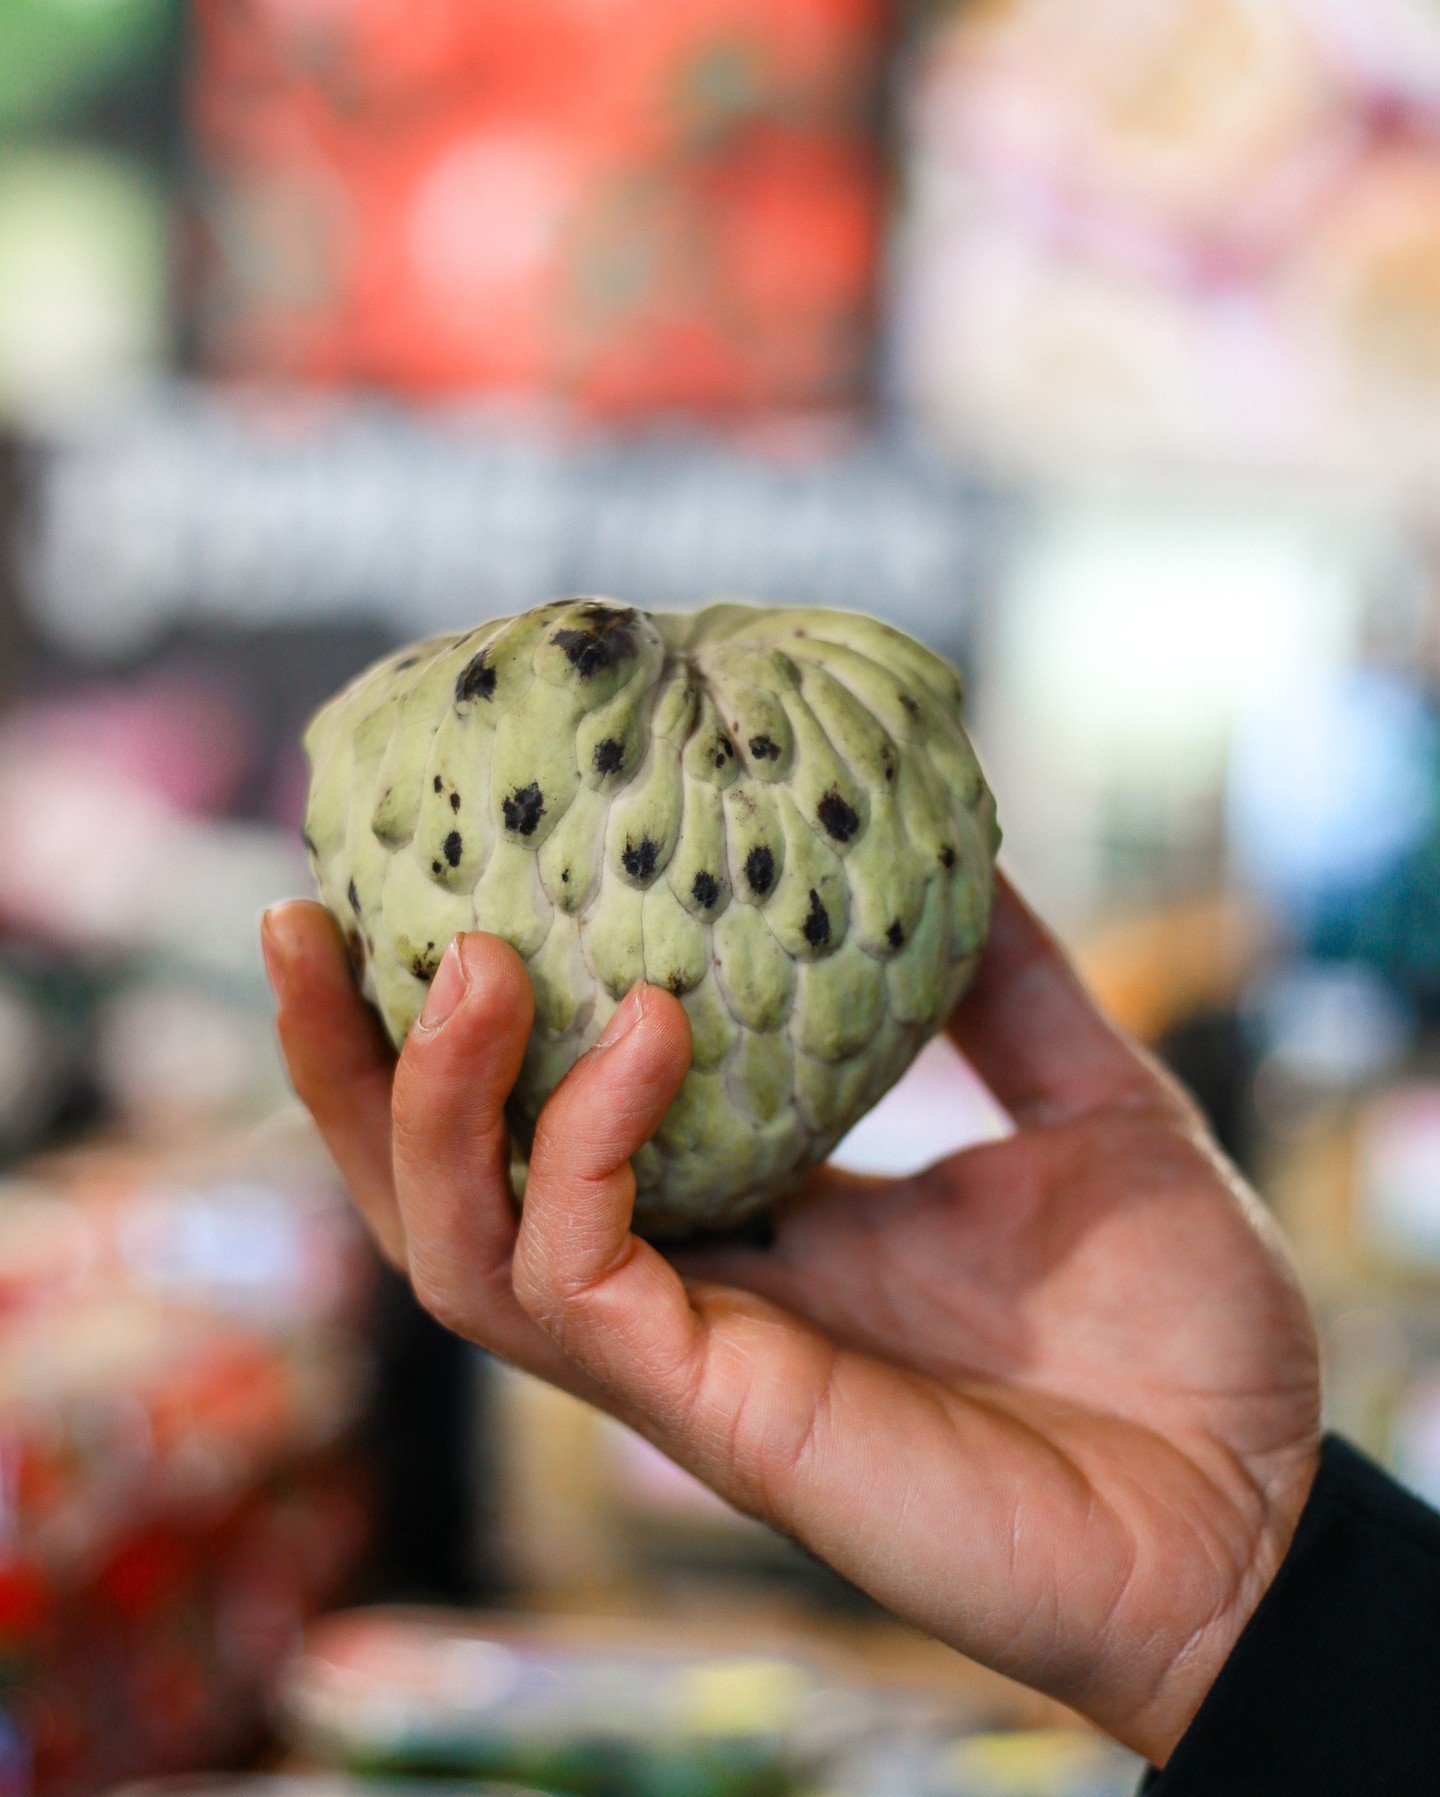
left=261, top=874, right=1321, bottom=1767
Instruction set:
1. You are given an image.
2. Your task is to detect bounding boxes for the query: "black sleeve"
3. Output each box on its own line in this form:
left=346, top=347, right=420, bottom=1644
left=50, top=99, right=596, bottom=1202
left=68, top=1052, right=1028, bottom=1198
left=1141, top=1435, right=1440, bottom=1795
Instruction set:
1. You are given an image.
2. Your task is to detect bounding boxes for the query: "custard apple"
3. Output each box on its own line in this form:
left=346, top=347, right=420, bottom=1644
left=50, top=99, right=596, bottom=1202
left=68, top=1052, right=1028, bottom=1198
left=302, top=598, right=999, bottom=1240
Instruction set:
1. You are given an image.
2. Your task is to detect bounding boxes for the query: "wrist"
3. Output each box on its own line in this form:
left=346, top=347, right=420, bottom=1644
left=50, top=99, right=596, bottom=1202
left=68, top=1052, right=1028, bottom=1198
left=1121, top=1444, right=1323, bottom=1768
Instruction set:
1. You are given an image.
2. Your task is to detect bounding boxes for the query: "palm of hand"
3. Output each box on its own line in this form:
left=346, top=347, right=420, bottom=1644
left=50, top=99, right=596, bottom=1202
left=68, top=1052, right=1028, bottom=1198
left=680, top=1104, right=1319, bottom=1756
left=263, top=876, right=1320, bottom=1768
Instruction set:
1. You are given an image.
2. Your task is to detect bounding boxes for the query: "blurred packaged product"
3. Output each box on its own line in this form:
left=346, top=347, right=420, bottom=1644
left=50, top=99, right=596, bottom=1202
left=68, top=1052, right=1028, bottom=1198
left=4, top=1453, right=371, bottom=1794
left=188, top=0, right=886, bottom=416
left=282, top=1607, right=847, bottom=1797
left=908, top=0, right=1352, bottom=255
left=0, top=1129, right=377, bottom=1794
left=0, top=150, right=170, bottom=426
left=894, top=193, right=1322, bottom=481
left=894, top=0, right=1440, bottom=495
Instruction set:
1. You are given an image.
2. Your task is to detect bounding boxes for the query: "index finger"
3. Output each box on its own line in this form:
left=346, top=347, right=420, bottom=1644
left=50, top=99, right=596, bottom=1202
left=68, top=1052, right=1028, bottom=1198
left=947, top=871, right=1171, bottom=1126
left=509, top=984, right=705, bottom=1410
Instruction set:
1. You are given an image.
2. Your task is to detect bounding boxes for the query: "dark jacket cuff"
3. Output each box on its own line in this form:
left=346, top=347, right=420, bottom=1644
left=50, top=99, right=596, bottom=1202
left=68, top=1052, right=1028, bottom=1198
left=1142, top=1434, right=1440, bottom=1795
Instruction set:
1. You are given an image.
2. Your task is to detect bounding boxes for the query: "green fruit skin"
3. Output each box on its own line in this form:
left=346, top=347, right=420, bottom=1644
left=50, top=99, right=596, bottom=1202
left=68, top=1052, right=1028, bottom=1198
left=303, top=598, right=1000, bottom=1241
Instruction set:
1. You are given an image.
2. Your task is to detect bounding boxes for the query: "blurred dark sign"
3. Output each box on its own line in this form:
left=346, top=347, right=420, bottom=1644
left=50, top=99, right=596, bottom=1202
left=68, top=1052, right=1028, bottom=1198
left=26, top=393, right=1000, bottom=657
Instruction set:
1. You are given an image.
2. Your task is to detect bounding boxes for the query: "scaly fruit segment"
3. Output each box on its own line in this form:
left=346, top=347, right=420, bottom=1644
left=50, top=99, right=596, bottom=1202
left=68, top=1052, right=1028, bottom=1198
left=303, top=597, right=999, bottom=1240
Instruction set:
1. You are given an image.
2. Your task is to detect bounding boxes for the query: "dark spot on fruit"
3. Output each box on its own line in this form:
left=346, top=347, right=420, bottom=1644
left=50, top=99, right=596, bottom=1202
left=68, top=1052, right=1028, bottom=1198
left=433, top=775, right=443, bottom=793
left=345, top=928, right=366, bottom=974
left=745, top=845, right=775, bottom=896
left=666, top=971, right=686, bottom=995
left=748, top=734, right=781, bottom=761
left=622, top=836, right=659, bottom=882
left=410, top=950, right=440, bottom=982
left=552, top=607, right=637, bottom=678
left=711, top=735, right=734, bottom=769
left=803, top=889, right=831, bottom=949
left=561, top=868, right=570, bottom=883
left=443, top=830, right=463, bottom=867
left=449, top=791, right=461, bottom=811
left=885, top=764, right=895, bottom=782
left=394, top=654, right=420, bottom=671
left=347, top=878, right=361, bottom=914
left=503, top=782, right=544, bottom=836
left=431, top=860, right=442, bottom=874
left=593, top=736, right=625, bottom=775
left=939, top=844, right=956, bottom=869
left=900, top=693, right=920, bottom=719
left=691, top=870, right=719, bottom=909
left=455, top=653, right=496, bottom=702
left=817, top=789, right=860, bottom=843
left=886, top=919, right=905, bottom=949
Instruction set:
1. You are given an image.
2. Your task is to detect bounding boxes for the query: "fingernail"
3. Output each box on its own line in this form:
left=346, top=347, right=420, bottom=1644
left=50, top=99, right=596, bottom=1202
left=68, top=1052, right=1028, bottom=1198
left=260, top=909, right=285, bottom=996
left=417, top=938, right=467, bottom=1033
left=595, top=984, right=647, bottom=1050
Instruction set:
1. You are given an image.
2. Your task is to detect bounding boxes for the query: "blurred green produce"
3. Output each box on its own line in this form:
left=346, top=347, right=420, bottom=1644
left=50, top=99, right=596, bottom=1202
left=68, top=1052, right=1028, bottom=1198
left=0, top=147, right=169, bottom=417
left=0, top=0, right=177, bottom=133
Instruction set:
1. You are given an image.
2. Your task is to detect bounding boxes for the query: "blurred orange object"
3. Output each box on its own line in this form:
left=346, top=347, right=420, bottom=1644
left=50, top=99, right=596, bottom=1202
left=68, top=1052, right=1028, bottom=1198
left=1075, top=891, right=1272, bottom=1044
left=189, top=0, right=886, bottom=413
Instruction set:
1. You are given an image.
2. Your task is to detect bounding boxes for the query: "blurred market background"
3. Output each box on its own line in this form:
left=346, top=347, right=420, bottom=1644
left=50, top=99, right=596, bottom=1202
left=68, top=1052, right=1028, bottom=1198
left=2, top=0, right=1440, bottom=1793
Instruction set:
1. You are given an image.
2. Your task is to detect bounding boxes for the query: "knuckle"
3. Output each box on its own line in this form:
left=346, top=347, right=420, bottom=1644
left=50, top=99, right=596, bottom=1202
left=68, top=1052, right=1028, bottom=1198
left=511, top=1229, right=613, bottom=1335
left=510, top=1237, right=561, bottom=1325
